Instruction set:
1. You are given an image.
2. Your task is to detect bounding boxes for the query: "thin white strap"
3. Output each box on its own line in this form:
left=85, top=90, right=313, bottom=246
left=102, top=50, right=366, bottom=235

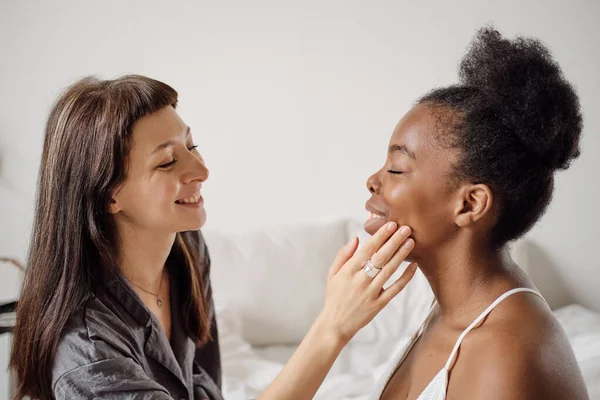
left=443, top=288, right=548, bottom=370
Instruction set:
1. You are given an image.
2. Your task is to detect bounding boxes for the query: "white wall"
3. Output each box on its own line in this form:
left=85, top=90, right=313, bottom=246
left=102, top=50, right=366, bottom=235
left=1, top=0, right=599, bottom=312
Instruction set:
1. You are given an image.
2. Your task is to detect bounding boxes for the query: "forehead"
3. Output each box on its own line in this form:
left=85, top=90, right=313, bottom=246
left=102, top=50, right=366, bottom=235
left=130, top=106, right=187, bottom=149
left=390, top=103, right=459, bottom=166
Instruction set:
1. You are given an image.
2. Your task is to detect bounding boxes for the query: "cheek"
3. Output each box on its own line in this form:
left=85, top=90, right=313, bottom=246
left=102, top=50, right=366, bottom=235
left=148, top=178, right=179, bottom=205
left=384, top=182, right=423, bottom=222
left=122, top=175, right=179, bottom=210
left=384, top=182, right=449, bottom=237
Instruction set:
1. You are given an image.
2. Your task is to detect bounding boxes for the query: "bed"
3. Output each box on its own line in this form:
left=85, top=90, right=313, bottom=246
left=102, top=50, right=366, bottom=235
left=205, top=219, right=600, bottom=399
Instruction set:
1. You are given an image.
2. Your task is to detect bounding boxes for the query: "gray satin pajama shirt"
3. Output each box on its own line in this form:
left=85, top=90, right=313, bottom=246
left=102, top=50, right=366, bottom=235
left=51, top=241, right=224, bottom=400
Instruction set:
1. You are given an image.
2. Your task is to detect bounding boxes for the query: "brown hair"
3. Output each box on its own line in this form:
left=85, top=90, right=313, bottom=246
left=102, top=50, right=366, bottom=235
left=9, top=75, right=211, bottom=399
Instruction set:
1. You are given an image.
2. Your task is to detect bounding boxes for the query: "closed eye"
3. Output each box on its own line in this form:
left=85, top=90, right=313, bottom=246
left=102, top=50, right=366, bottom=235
left=387, top=170, right=403, bottom=175
left=157, top=144, right=199, bottom=169
left=158, top=159, right=177, bottom=168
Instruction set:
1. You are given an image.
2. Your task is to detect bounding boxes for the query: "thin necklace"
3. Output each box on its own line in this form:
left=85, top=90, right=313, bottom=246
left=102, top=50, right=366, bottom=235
left=127, top=269, right=165, bottom=308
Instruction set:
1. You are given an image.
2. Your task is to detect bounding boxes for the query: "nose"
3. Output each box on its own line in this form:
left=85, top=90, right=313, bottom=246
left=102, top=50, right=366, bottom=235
left=366, top=169, right=382, bottom=194
left=182, top=151, right=209, bottom=184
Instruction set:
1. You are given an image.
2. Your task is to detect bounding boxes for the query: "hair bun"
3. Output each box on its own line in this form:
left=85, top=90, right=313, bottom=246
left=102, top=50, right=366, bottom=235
left=458, top=27, right=582, bottom=170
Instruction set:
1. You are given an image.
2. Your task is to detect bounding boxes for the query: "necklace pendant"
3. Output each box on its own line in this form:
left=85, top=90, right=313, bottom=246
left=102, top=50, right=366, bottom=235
left=157, top=299, right=163, bottom=307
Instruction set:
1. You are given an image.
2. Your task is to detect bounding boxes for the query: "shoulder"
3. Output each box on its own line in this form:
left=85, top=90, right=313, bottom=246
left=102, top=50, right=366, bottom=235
left=459, top=324, right=541, bottom=398
left=52, top=294, right=143, bottom=389
left=454, top=294, right=588, bottom=399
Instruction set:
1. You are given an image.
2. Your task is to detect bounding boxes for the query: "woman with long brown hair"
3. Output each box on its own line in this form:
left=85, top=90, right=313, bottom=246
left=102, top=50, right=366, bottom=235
left=10, top=75, right=417, bottom=399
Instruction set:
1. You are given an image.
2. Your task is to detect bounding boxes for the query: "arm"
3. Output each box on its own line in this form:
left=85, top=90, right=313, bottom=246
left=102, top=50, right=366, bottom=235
left=54, top=357, right=173, bottom=400
left=463, top=357, right=556, bottom=400
left=256, top=313, right=347, bottom=400
left=258, top=222, right=417, bottom=400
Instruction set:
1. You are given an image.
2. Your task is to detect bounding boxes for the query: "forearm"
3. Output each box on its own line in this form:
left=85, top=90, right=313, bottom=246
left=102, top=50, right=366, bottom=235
left=257, top=313, right=347, bottom=400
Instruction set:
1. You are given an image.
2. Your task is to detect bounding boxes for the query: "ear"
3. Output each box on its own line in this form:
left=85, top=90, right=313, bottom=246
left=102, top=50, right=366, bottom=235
left=108, top=187, right=122, bottom=215
left=453, top=184, right=494, bottom=227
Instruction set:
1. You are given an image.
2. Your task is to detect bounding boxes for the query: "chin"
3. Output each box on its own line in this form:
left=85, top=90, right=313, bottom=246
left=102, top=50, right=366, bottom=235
left=184, top=219, right=206, bottom=232
left=175, top=215, right=206, bottom=232
left=179, top=225, right=203, bottom=233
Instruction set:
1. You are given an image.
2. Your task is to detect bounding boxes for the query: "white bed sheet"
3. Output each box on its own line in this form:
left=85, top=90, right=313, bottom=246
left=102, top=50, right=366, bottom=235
left=218, top=304, right=600, bottom=400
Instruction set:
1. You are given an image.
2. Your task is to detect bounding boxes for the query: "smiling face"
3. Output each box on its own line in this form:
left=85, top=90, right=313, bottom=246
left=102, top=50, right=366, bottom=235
left=110, top=106, right=209, bottom=234
left=365, top=104, right=466, bottom=258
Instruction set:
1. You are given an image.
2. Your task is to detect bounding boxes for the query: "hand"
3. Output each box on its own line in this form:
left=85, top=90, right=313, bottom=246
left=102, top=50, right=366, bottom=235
left=318, top=222, right=417, bottom=343
left=256, top=222, right=415, bottom=400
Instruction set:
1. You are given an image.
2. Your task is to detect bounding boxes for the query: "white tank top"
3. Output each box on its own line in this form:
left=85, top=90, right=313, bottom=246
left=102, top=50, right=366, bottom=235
left=369, top=288, right=548, bottom=400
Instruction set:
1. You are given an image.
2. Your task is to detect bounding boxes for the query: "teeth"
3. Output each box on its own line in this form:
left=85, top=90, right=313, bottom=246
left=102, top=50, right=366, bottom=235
left=178, top=192, right=200, bottom=204
left=368, top=212, right=384, bottom=219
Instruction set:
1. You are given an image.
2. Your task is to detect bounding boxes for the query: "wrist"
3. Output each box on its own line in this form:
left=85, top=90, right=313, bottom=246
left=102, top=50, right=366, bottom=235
left=313, top=311, right=351, bottom=348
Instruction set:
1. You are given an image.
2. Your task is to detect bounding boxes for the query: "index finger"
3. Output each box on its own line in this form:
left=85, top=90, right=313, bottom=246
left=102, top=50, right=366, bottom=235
left=347, top=221, right=398, bottom=272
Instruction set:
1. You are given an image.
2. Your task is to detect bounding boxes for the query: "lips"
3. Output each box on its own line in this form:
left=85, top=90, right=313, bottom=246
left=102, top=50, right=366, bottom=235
left=364, top=200, right=388, bottom=235
left=365, top=200, right=387, bottom=219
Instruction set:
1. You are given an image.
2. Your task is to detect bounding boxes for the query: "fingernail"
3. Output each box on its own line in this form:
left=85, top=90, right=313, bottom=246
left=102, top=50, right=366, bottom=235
left=404, top=238, right=414, bottom=248
left=400, top=226, right=410, bottom=235
left=346, top=236, right=358, bottom=249
left=387, top=222, right=397, bottom=232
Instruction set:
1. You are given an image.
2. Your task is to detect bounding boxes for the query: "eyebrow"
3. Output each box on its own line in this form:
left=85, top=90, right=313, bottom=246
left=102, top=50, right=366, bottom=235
left=151, top=126, right=191, bottom=155
left=388, top=144, right=416, bottom=160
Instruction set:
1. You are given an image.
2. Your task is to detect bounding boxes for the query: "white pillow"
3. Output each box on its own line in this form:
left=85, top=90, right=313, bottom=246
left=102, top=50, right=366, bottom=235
left=206, top=218, right=435, bottom=347
left=204, top=220, right=348, bottom=346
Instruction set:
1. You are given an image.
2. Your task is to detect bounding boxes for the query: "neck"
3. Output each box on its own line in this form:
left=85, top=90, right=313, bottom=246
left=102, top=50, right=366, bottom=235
left=115, top=223, right=176, bottom=291
left=416, top=236, right=524, bottom=327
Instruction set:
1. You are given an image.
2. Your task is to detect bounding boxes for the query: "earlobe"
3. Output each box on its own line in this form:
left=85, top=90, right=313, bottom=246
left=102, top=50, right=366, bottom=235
left=454, top=184, right=493, bottom=227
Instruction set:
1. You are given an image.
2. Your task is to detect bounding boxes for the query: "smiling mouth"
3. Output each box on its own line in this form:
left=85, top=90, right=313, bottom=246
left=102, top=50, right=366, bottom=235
left=175, top=191, right=201, bottom=205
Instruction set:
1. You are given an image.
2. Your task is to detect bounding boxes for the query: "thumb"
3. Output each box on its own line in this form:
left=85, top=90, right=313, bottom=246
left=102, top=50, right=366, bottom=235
left=328, top=236, right=359, bottom=279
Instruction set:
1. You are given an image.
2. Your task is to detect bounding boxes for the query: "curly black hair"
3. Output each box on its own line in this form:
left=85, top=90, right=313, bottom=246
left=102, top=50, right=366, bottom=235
left=419, top=27, right=582, bottom=248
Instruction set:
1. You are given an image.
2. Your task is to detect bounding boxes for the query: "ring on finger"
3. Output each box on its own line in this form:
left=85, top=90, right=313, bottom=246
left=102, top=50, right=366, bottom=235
left=363, top=258, right=382, bottom=278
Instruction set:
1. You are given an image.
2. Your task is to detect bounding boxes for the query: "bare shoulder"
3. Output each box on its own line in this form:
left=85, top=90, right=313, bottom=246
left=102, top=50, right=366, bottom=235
left=450, top=294, right=589, bottom=400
